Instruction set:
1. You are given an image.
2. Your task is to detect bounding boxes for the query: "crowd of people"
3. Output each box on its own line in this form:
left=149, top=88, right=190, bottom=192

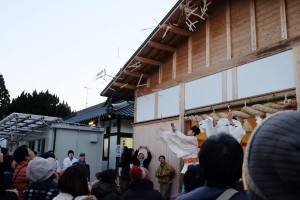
left=0, top=110, right=300, bottom=200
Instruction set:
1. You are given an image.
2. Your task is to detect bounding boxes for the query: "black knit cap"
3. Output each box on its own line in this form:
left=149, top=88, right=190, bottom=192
left=190, top=125, right=200, bottom=136
left=245, top=111, right=300, bottom=200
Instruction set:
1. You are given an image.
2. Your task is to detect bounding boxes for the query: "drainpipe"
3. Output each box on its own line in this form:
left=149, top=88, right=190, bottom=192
left=52, top=128, right=57, bottom=151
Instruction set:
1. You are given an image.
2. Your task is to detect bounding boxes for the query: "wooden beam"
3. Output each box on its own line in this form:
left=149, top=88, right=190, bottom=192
left=113, top=82, right=136, bottom=90
left=294, top=46, right=300, bottom=110
left=148, top=41, right=176, bottom=52
left=250, top=0, right=257, bottom=51
left=172, top=52, right=177, bottom=79
left=135, top=56, right=162, bottom=66
left=226, top=0, right=232, bottom=59
left=179, top=83, right=185, bottom=133
left=159, top=66, right=162, bottom=84
left=123, top=70, right=149, bottom=79
left=222, top=71, right=228, bottom=101
left=168, top=26, right=192, bottom=37
left=206, top=18, right=211, bottom=67
left=280, top=0, right=288, bottom=39
left=232, top=67, right=238, bottom=99
left=188, top=37, right=192, bottom=73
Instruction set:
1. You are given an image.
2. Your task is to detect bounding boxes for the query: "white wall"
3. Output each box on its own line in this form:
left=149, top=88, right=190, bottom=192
left=237, top=50, right=294, bottom=98
left=185, top=73, right=223, bottom=109
left=158, top=86, right=180, bottom=118
left=54, top=127, right=103, bottom=182
left=136, top=93, right=155, bottom=122
left=227, top=69, right=233, bottom=101
left=120, top=119, right=134, bottom=133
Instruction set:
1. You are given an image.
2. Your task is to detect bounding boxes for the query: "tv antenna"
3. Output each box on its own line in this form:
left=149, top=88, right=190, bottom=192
left=84, top=86, right=91, bottom=108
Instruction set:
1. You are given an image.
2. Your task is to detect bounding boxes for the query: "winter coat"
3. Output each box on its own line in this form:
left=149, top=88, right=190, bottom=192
left=53, top=192, right=96, bottom=200
left=91, top=181, right=121, bottom=200
left=13, top=161, right=29, bottom=200
left=23, top=178, right=59, bottom=200
left=123, top=179, right=164, bottom=200
left=132, top=150, right=152, bottom=169
left=155, top=162, right=175, bottom=184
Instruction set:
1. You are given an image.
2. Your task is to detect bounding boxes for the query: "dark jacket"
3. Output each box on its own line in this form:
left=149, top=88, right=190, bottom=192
left=123, top=179, right=164, bottom=200
left=132, top=150, right=152, bottom=169
left=176, top=186, right=250, bottom=200
left=23, top=178, right=59, bottom=200
left=91, top=181, right=121, bottom=200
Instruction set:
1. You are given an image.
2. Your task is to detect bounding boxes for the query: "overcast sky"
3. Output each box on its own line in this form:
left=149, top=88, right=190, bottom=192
left=0, top=0, right=178, bottom=111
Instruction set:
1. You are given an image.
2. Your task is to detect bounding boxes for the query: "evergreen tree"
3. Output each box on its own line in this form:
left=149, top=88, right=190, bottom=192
left=0, top=74, right=10, bottom=119
left=7, top=90, right=72, bottom=118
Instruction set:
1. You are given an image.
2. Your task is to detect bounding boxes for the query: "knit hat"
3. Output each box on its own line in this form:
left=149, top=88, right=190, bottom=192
left=26, top=157, right=57, bottom=182
left=245, top=111, right=300, bottom=200
left=190, top=125, right=200, bottom=136
left=129, top=166, right=151, bottom=181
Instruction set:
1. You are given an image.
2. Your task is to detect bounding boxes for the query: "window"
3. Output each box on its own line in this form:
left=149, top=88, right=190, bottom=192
left=103, top=137, right=109, bottom=160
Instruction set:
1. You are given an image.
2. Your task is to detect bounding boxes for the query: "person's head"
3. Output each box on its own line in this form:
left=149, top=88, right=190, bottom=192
left=40, top=151, right=55, bottom=159
left=79, top=153, right=85, bottom=161
left=96, top=169, right=119, bottom=186
left=245, top=111, right=300, bottom=200
left=138, top=152, right=144, bottom=160
left=187, top=125, right=200, bottom=136
left=184, top=164, right=205, bottom=192
left=67, top=150, right=74, bottom=159
left=58, top=165, right=89, bottom=197
left=199, top=133, right=243, bottom=186
left=13, top=145, right=35, bottom=164
left=158, top=155, right=165, bottom=164
left=1, top=155, right=15, bottom=172
left=26, top=157, right=57, bottom=182
left=1, top=147, right=11, bottom=156
left=129, top=166, right=151, bottom=181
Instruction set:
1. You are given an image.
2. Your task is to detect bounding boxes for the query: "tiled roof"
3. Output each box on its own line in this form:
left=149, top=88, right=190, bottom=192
left=64, top=100, right=134, bottom=123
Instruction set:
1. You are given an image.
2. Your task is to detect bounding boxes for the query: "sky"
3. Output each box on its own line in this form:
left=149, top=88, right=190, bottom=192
left=0, top=0, right=178, bottom=111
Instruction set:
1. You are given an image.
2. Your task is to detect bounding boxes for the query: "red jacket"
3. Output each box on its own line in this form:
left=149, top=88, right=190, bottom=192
left=13, top=160, right=29, bottom=200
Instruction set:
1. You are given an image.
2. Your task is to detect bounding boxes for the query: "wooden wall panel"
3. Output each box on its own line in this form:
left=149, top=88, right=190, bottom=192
left=256, top=0, right=281, bottom=48
left=231, top=0, right=252, bottom=58
left=162, top=56, right=173, bottom=82
left=176, top=41, right=188, bottom=76
left=133, top=119, right=181, bottom=195
left=211, top=0, right=227, bottom=66
left=286, top=0, right=300, bottom=38
left=192, top=24, right=206, bottom=71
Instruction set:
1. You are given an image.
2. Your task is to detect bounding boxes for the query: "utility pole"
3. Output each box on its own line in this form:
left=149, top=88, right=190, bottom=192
left=84, top=87, right=91, bottom=108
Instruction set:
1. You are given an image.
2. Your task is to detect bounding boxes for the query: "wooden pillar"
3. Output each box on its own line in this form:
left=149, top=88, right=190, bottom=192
left=280, top=0, right=288, bottom=39
left=172, top=52, right=177, bottom=79
left=154, top=92, right=159, bottom=119
left=134, top=90, right=138, bottom=123
left=294, top=46, right=300, bottom=110
left=188, top=37, right=193, bottom=73
left=226, top=0, right=232, bottom=59
left=250, top=0, right=257, bottom=51
left=179, top=83, right=185, bottom=133
left=206, top=18, right=211, bottom=67
left=222, top=71, right=228, bottom=101
left=159, top=66, right=162, bottom=84
left=232, top=67, right=238, bottom=99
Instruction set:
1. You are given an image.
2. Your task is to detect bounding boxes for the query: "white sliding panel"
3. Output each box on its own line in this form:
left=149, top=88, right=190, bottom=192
left=136, top=93, right=155, bottom=122
left=238, top=50, right=294, bottom=98
left=158, top=86, right=179, bottom=118
left=185, top=73, right=222, bottom=110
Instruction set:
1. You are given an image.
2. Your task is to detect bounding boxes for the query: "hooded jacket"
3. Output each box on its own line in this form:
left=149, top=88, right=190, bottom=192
left=91, top=181, right=121, bottom=200
left=123, top=179, right=164, bottom=200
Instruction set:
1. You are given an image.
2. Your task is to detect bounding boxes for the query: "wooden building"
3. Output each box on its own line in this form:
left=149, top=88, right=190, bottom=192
left=101, top=0, right=300, bottom=194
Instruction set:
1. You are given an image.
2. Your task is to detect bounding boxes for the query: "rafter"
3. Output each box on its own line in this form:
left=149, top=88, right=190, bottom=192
left=167, top=26, right=192, bottom=37
left=113, top=82, right=136, bottom=90
left=148, top=41, right=176, bottom=52
left=135, top=56, right=162, bottom=66
left=123, top=70, right=150, bottom=79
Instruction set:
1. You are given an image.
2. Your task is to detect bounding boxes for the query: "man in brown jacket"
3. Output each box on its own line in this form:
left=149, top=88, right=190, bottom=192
left=155, top=155, right=175, bottom=200
left=13, top=145, right=35, bottom=200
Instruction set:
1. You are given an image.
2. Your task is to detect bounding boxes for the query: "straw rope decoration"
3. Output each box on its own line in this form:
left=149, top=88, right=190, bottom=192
left=210, top=112, right=220, bottom=121
left=251, top=104, right=279, bottom=114
left=217, top=112, right=228, bottom=119
left=195, top=115, right=203, bottom=122
left=264, top=102, right=286, bottom=110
